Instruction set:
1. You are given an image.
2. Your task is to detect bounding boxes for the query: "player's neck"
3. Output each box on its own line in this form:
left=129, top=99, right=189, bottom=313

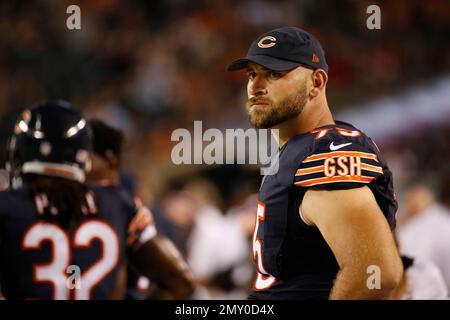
left=272, top=102, right=334, bottom=147
left=89, top=170, right=120, bottom=187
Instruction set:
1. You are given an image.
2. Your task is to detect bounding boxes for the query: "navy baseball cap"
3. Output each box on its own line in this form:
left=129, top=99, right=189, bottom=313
left=227, top=27, right=328, bottom=73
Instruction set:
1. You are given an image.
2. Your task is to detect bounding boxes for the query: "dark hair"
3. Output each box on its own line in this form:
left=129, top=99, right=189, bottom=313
left=90, top=119, right=124, bottom=161
left=23, top=174, right=93, bottom=229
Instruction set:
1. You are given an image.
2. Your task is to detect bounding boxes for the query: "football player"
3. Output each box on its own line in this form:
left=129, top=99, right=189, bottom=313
left=227, top=27, right=403, bottom=299
left=0, top=100, right=195, bottom=299
left=87, top=119, right=158, bottom=299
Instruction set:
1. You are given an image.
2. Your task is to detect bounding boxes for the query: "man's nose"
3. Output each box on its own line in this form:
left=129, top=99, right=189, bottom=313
left=248, top=76, right=268, bottom=96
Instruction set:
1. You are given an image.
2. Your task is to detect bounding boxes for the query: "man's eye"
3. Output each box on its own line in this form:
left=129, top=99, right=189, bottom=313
left=247, top=72, right=256, bottom=79
left=269, top=71, right=283, bottom=78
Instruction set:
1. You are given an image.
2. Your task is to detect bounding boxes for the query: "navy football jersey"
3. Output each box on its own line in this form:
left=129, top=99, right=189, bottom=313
left=249, top=121, right=397, bottom=300
left=0, top=184, right=156, bottom=299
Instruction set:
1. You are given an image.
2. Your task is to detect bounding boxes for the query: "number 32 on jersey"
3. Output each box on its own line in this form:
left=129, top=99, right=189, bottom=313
left=22, top=220, right=119, bottom=299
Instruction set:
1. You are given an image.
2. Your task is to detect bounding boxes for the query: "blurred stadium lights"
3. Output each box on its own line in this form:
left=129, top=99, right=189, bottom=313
left=337, top=76, right=450, bottom=144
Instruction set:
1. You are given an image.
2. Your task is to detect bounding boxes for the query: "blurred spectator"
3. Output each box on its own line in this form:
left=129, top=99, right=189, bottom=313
left=184, top=179, right=252, bottom=299
left=153, top=177, right=254, bottom=299
left=224, top=193, right=259, bottom=298
left=0, top=169, right=9, bottom=191
left=155, top=189, right=198, bottom=258
left=397, top=184, right=450, bottom=291
left=391, top=255, right=448, bottom=300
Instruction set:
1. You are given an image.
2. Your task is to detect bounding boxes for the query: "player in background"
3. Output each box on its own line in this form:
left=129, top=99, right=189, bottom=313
left=0, top=100, right=195, bottom=299
left=227, top=27, right=403, bottom=299
left=87, top=119, right=176, bottom=299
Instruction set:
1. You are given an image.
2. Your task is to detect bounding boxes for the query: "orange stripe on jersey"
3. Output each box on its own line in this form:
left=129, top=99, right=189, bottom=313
left=294, top=175, right=374, bottom=187
left=295, top=165, right=324, bottom=176
left=303, top=151, right=378, bottom=163
left=361, top=163, right=383, bottom=174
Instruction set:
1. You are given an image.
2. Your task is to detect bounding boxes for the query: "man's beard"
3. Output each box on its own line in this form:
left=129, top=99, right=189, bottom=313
left=246, top=84, right=308, bottom=129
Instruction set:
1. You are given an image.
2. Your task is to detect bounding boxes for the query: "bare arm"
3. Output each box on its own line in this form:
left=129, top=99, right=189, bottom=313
left=129, top=234, right=196, bottom=299
left=302, top=186, right=403, bottom=299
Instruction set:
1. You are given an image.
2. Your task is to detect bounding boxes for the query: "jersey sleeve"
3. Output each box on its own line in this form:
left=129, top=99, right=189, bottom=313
left=293, top=137, right=384, bottom=190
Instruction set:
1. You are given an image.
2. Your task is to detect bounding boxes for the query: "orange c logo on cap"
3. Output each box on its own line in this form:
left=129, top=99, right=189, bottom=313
left=258, top=36, right=276, bottom=48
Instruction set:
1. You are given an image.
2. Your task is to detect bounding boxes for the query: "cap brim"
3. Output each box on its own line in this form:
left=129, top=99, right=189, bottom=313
left=227, top=55, right=301, bottom=72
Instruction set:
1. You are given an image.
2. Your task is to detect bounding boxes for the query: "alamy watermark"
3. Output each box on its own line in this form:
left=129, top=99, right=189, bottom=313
left=66, top=5, right=81, bottom=30
left=366, top=5, right=381, bottom=30
left=66, top=265, right=81, bottom=290
left=64, top=5, right=380, bottom=32
left=366, top=264, right=381, bottom=290
left=171, top=121, right=280, bottom=175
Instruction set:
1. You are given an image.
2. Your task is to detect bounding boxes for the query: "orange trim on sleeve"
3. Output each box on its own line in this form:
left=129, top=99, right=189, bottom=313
left=295, top=165, right=324, bottom=176
left=361, top=163, right=383, bottom=174
left=294, top=175, right=374, bottom=187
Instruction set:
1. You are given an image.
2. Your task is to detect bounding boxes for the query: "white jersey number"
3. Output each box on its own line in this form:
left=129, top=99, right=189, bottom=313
left=22, top=220, right=119, bottom=299
left=252, top=201, right=276, bottom=290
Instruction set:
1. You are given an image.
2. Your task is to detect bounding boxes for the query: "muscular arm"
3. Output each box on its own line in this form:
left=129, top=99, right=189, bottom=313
left=301, top=186, right=403, bottom=299
left=129, top=234, right=196, bottom=299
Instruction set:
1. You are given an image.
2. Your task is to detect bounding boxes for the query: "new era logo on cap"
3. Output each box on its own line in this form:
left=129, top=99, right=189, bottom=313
left=227, top=27, right=328, bottom=73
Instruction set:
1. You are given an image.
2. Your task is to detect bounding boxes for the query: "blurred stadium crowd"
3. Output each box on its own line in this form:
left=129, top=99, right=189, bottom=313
left=0, top=0, right=449, bottom=299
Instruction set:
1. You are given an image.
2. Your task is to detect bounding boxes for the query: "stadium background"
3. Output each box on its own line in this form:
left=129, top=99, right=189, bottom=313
left=0, top=0, right=449, bottom=299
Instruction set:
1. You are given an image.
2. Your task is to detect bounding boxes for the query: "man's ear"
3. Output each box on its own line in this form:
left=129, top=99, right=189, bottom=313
left=105, top=151, right=119, bottom=169
left=309, top=69, right=328, bottom=98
